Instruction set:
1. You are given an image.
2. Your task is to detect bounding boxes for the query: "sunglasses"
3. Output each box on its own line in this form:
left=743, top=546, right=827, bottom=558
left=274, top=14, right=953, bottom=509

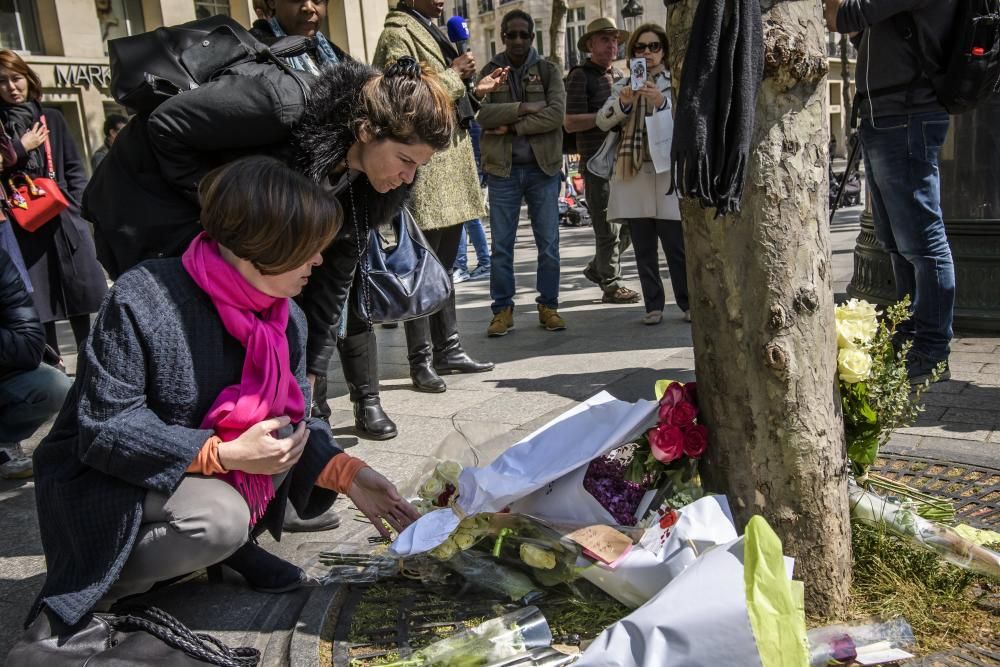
left=504, top=30, right=533, bottom=40
left=633, top=42, right=663, bottom=53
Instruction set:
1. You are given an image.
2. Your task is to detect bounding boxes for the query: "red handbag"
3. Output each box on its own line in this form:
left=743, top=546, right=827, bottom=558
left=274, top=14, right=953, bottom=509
left=6, top=116, right=68, bottom=232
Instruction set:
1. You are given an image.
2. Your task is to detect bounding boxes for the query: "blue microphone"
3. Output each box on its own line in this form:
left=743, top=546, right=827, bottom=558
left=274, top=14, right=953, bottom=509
left=446, top=15, right=471, bottom=53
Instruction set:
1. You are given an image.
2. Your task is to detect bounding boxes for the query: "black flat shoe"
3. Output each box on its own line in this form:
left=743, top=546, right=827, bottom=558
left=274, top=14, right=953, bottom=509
left=410, top=363, right=447, bottom=393
left=222, top=542, right=320, bottom=594
left=354, top=397, right=397, bottom=440
left=283, top=504, right=342, bottom=532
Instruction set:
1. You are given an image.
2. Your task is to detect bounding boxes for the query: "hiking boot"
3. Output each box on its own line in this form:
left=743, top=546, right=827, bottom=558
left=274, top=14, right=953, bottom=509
left=488, top=307, right=514, bottom=337
left=602, top=286, right=640, bottom=304
left=537, top=305, right=566, bottom=331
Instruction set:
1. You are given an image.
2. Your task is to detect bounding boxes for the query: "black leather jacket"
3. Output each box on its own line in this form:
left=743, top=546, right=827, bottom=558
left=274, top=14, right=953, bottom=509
left=0, top=247, right=44, bottom=381
left=83, top=59, right=408, bottom=376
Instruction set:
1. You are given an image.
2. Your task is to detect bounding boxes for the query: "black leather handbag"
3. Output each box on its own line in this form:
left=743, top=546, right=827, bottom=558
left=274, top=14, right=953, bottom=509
left=7, top=606, right=259, bottom=666
left=354, top=207, right=452, bottom=325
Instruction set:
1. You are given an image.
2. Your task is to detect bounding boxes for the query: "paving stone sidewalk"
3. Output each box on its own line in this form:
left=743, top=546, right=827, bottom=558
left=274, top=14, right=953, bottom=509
left=1, top=205, right=996, bottom=662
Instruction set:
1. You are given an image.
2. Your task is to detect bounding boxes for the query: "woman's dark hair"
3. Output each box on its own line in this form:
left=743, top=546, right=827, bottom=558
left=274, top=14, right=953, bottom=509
left=626, top=23, right=670, bottom=66
left=103, top=114, right=128, bottom=137
left=198, top=156, right=341, bottom=275
left=501, top=9, right=534, bottom=35
left=354, top=56, right=454, bottom=151
left=0, top=50, right=43, bottom=101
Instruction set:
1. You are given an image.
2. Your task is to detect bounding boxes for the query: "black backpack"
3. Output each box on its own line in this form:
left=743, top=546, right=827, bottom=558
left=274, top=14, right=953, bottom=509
left=108, top=15, right=310, bottom=115
left=893, top=0, right=1000, bottom=114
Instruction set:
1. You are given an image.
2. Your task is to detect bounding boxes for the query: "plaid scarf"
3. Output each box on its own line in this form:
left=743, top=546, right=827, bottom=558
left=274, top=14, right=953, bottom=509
left=614, top=65, right=666, bottom=181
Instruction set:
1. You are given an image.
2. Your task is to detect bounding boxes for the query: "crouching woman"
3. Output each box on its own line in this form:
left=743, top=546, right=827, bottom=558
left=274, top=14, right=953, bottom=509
left=18, top=156, right=419, bottom=644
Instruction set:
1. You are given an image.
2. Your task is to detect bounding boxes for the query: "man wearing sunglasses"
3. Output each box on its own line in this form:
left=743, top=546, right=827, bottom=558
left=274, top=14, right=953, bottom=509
left=478, top=10, right=568, bottom=337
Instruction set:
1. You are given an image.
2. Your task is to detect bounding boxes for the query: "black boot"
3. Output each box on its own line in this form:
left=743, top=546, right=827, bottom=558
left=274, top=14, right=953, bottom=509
left=431, top=292, right=495, bottom=374
left=405, top=317, right=447, bottom=392
left=338, top=331, right=397, bottom=440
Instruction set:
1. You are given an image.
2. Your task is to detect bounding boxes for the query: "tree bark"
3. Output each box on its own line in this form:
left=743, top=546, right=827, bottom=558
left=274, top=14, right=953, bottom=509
left=665, top=0, right=851, bottom=618
left=548, top=0, right=569, bottom=69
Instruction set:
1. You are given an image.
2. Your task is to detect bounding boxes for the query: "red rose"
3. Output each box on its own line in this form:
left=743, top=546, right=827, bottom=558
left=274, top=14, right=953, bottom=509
left=659, top=509, right=679, bottom=529
left=660, top=382, right=685, bottom=411
left=649, top=424, right=685, bottom=464
left=667, top=400, right=698, bottom=427
left=682, top=424, right=708, bottom=458
left=682, top=382, right=698, bottom=407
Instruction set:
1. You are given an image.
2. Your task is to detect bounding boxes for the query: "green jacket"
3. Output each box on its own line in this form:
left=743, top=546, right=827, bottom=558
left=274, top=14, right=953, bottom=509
left=372, top=10, right=484, bottom=231
left=477, top=57, right=566, bottom=178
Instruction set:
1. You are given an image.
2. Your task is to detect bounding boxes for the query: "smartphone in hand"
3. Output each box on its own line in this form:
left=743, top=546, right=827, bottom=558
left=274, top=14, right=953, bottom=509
left=630, top=58, right=647, bottom=91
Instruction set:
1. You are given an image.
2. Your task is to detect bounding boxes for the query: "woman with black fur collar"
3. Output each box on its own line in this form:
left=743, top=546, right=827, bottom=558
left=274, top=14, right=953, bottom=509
left=83, top=56, right=456, bottom=459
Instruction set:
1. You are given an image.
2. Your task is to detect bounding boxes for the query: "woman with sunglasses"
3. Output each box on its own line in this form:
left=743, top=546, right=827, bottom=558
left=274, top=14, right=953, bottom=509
left=596, top=23, right=689, bottom=325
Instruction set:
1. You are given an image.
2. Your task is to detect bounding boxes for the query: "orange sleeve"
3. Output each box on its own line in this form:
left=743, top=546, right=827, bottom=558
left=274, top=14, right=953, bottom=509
left=316, top=452, right=369, bottom=495
left=185, top=436, right=228, bottom=476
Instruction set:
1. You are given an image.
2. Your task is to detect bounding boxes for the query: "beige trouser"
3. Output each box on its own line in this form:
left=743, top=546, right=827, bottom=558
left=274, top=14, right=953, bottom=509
left=101, top=473, right=278, bottom=605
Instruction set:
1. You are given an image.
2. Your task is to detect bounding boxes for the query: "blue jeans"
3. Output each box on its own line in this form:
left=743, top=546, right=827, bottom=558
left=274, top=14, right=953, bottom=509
left=454, top=218, right=491, bottom=272
left=860, top=112, right=954, bottom=362
left=0, top=364, right=72, bottom=443
left=487, top=166, right=561, bottom=311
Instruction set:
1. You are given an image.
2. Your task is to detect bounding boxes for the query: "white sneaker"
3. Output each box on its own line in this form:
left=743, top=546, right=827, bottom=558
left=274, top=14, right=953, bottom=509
left=642, top=311, right=663, bottom=325
left=0, top=443, right=32, bottom=479
left=453, top=269, right=471, bottom=284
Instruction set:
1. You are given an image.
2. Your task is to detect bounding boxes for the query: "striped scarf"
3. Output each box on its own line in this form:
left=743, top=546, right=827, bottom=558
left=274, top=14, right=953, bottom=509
left=267, top=16, right=339, bottom=75
left=614, top=64, right=667, bottom=181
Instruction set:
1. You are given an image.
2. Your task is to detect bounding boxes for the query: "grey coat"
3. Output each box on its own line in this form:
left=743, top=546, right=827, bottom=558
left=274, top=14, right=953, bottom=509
left=29, top=259, right=342, bottom=627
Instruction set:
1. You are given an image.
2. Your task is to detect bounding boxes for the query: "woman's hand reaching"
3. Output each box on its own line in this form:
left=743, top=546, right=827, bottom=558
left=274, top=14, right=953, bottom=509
left=348, top=467, right=421, bottom=538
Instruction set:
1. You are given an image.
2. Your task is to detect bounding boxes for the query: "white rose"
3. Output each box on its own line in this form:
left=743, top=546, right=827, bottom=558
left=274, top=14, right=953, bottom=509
left=418, top=476, right=445, bottom=501
left=435, top=460, right=462, bottom=486
left=835, top=299, right=878, bottom=344
left=836, top=318, right=873, bottom=349
left=838, top=347, right=872, bottom=384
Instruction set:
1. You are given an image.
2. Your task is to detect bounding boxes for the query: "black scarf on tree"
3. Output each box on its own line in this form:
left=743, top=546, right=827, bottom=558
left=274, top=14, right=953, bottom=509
left=669, top=0, right=763, bottom=217
left=0, top=100, right=44, bottom=175
left=396, top=5, right=478, bottom=128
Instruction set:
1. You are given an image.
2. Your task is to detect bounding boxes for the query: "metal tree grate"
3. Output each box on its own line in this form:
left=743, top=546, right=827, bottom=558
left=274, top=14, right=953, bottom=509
left=871, top=453, right=1000, bottom=529
left=328, top=578, right=524, bottom=666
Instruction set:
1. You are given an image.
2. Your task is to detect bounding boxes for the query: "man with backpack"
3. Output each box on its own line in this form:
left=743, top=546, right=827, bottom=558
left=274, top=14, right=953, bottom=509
left=478, top=9, right=567, bottom=336
left=826, top=0, right=960, bottom=384
left=564, top=17, right=640, bottom=306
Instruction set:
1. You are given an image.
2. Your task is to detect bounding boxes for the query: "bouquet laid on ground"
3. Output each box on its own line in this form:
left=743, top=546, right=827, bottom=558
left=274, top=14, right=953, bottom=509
left=390, top=391, right=738, bottom=610
left=836, top=298, right=954, bottom=521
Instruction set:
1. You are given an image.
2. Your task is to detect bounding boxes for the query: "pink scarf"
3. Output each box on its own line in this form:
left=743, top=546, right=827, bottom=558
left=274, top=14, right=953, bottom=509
left=182, top=233, right=305, bottom=525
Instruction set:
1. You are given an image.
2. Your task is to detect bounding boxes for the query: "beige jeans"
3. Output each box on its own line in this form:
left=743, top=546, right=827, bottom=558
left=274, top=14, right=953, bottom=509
left=101, top=472, right=285, bottom=605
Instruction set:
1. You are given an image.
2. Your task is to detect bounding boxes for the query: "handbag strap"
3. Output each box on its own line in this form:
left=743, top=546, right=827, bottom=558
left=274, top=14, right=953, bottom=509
left=110, top=606, right=260, bottom=667
left=348, top=181, right=374, bottom=331
left=39, top=116, right=55, bottom=180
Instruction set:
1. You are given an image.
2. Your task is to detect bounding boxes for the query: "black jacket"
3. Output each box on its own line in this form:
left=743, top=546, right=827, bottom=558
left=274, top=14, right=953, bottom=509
left=1, top=104, right=108, bottom=323
left=30, top=259, right=343, bottom=627
left=83, top=59, right=408, bottom=375
left=0, top=247, right=44, bottom=381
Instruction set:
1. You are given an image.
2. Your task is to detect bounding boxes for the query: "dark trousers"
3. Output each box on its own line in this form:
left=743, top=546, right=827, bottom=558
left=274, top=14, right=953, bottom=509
left=628, top=218, right=689, bottom=314
left=583, top=171, right=631, bottom=293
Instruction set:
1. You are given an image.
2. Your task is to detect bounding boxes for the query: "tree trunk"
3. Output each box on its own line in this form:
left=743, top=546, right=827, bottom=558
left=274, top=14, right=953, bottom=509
left=665, top=0, right=851, bottom=618
left=548, top=0, right=569, bottom=69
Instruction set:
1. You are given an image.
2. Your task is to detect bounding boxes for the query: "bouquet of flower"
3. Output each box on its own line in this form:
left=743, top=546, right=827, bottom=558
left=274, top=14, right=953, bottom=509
left=412, top=460, right=464, bottom=515
left=836, top=298, right=941, bottom=475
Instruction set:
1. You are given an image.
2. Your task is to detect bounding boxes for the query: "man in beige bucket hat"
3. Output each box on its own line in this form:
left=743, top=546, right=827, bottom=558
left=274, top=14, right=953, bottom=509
left=565, top=17, right=640, bottom=305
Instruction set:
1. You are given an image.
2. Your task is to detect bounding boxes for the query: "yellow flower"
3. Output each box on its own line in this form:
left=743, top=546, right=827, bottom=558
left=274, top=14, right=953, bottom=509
left=452, top=530, right=478, bottom=551
left=838, top=347, right=872, bottom=384
left=435, top=461, right=462, bottom=486
left=519, top=544, right=557, bottom=570
left=429, top=538, right=458, bottom=561
left=835, top=299, right=878, bottom=349
left=419, top=476, right=445, bottom=501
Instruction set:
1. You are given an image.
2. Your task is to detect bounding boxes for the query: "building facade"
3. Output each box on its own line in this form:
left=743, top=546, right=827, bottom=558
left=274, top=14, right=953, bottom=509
left=0, top=0, right=391, bottom=172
